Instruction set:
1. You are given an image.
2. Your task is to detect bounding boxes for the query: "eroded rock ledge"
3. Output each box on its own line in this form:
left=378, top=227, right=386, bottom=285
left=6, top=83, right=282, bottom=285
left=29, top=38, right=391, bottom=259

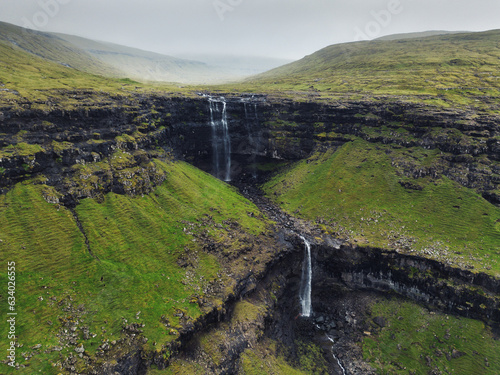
left=117, top=230, right=500, bottom=374
left=314, top=243, right=500, bottom=327
left=1, top=91, right=499, bottom=373
left=1, top=93, right=499, bottom=205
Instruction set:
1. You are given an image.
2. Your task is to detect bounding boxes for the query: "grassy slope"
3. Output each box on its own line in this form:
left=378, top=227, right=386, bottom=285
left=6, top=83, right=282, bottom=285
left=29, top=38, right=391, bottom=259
left=53, top=33, right=226, bottom=84
left=0, top=21, right=119, bottom=77
left=233, top=30, right=500, bottom=109
left=263, top=139, right=500, bottom=276
left=0, top=160, right=272, bottom=374
left=0, top=38, right=135, bottom=103
left=0, top=21, right=235, bottom=85
left=363, top=297, right=500, bottom=374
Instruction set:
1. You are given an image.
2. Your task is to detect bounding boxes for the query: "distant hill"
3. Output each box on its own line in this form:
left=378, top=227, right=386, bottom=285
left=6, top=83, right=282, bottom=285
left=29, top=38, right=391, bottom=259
left=376, top=30, right=469, bottom=41
left=0, top=21, right=119, bottom=77
left=0, top=23, right=134, bottom=102
left=0, top=21, right=241, bottom=84
left=52, top=33, right=234, bottom=84
left=247, top=29, right=500, bottom=105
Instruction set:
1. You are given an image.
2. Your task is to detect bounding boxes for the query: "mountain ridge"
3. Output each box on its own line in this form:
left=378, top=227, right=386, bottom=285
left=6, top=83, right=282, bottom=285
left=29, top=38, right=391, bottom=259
left=242, top=29, right=500, bottom=109
left=0, top=21, right=247, bottom=84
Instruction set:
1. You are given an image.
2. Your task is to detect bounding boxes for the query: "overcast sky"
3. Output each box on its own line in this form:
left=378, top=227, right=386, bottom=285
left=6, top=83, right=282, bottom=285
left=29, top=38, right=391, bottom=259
left=1, top=0, right=499, bottom=60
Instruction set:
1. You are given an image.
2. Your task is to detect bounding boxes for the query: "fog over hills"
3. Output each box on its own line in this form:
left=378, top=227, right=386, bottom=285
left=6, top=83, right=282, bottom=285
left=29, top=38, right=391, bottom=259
left=0, top=21, right=291, bottom=84
left=178, top=53, right=293, bottom=78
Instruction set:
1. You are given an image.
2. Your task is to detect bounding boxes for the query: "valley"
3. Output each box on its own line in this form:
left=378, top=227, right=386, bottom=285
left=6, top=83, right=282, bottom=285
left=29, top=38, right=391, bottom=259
left=0, top=22, right=499, bottom=374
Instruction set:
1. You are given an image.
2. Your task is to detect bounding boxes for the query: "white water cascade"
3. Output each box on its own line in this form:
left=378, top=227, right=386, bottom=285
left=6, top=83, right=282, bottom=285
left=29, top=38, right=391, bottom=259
left=326, top=335, right=347, bottom=375
left=299, top=236, right=312, bottom=317
left=209, top=98, right=232, bottom=181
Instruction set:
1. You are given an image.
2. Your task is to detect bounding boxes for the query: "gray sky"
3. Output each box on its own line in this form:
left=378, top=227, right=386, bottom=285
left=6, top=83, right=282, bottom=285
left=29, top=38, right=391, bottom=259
left=1, top=0, right=499, bottom=60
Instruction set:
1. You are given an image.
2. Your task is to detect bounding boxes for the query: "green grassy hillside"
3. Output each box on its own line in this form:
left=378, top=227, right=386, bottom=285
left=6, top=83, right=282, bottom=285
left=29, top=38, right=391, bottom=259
left=53, top=33, right=230, bottom=84
left=263, top=139, right=500, bottom=276
left=363, top=298, right=500, bottom=374
left=241, top=30, right=500, bottom=108
left=0, top=160, right=274, bottom=374
left=0, top=21, right=119, bottom=77
left=0, top=36, right=137, bottom=104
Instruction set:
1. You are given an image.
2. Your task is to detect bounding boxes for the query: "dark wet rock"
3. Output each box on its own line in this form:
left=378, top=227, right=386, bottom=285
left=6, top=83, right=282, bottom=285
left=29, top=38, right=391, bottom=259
left=451, top=349, right=466, bottom=359
left=1, top=94, right=499, bottom=205
left=1, top=92, right=499, bottom=373
left=373, top=316, right=387, bottom=327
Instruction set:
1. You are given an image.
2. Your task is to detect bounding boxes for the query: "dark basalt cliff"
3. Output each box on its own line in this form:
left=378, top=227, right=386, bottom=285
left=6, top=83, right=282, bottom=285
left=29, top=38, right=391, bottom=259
left=1, top=93, right=499, bottom=205
left=1, top=92, right=499, bottom=373
left=261, top=236, right=500, bottom=374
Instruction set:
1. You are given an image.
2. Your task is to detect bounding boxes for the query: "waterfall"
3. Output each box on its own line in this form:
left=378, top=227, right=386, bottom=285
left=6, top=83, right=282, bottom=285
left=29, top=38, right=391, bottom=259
left=208, top=97, right=232, bottom=182
left=209, top=100, right=220, bottom=179
left=299, top=236, right=312, bottom=317
left=326, top=335, right=347, bottom=375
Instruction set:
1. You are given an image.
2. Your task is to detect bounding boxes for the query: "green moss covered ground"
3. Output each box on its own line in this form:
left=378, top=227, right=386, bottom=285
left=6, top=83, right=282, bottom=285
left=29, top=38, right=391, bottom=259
left=263, top=139, right=500, bottom=276
left=0, top=160, right=272, bottom=374
left=363, top=298, right=500, bottom=374
left=232, top=30, right=500, bottom=111
left=238, top=338, right=329, bottom=375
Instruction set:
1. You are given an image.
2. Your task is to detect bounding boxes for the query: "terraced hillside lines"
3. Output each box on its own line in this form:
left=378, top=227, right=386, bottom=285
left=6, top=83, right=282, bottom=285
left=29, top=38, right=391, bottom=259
left=0, top=184, right=89, bottom=274
left=0, top=22, right=119, bottom=77
left=0, top=160, right=273, bottom=374
left=0, top=39, right=134, bottom=104
left=0, top=184, right=94, bottom=373
left=263, top=139, right=500, bottom=276
left=363, top=298, right=500, bottom=374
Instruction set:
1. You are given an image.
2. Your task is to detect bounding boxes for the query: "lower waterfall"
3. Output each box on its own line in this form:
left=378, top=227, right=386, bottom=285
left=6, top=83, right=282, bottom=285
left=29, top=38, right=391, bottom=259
left=299, top=236, right=312, bottom=317
left=326, top=335, right=347, bottom=375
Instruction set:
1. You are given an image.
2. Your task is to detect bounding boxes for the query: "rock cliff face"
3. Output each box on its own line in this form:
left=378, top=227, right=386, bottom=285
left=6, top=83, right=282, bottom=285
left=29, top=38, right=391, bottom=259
left=1, top=92, right=500, bottom=373
left=260, top=235, right=500, bottom=375
left=315, top=243, right=500, bottom=325
left=1, top=93, right=499, bottom=204
left=156, top=230, right=500, bottom=375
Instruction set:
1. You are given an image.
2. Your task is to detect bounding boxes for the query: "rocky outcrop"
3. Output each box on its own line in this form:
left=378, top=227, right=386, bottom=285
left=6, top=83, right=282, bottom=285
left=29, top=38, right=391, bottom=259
left=1, top=92, right=499, bottom=204
left=1, top=90, right=500, bottom=373
left=314, top=243, right=500, bottom=326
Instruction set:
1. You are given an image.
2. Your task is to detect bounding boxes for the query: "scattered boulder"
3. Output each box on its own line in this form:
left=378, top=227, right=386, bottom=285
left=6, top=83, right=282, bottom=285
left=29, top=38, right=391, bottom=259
left=373, top=316, right=387, bottom=328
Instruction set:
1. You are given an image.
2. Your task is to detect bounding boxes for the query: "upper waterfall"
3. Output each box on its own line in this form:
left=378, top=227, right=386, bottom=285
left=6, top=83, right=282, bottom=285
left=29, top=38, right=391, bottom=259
left=208, top=97, right=232, bottom=182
